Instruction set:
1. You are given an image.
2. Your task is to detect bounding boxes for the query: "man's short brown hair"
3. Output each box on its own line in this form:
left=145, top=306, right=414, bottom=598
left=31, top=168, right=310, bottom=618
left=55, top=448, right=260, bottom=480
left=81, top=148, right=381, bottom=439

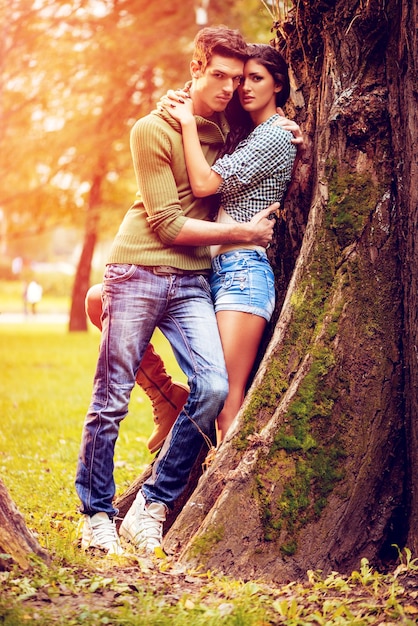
left=192, top=26, right=248, bottom=72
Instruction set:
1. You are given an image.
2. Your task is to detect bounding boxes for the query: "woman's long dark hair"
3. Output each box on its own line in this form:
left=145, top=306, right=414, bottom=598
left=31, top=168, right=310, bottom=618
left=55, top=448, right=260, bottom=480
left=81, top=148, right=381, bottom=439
left=223, top=44, right=291, bottom=155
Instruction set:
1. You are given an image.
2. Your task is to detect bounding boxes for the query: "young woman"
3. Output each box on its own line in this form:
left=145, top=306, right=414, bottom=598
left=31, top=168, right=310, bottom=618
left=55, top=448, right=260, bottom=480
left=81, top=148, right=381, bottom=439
left=163, top=44, right=297, bottom=443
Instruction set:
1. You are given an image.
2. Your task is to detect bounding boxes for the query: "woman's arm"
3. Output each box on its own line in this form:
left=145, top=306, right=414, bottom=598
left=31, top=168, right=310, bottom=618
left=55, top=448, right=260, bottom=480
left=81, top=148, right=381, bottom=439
left=164, top=97, right=223, bottom=197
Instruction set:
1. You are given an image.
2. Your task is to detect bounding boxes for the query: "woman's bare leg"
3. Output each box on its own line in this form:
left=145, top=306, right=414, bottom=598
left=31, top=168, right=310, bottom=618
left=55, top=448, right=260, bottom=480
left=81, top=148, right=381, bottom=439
left=215, top=310, right=267, bottom=443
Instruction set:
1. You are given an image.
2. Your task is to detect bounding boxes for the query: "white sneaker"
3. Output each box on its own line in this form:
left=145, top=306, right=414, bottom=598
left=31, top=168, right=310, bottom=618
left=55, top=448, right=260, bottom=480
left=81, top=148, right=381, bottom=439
left=120, top=491, right=166, bottom=553
left=81, top=512, right=124, bottom=555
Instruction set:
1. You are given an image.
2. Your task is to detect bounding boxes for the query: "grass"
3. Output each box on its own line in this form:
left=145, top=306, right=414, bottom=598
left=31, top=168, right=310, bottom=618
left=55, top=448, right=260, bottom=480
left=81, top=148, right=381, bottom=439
left=0, top=324, right=156, bottom=555
left=0, top=286, right=417, bottom=624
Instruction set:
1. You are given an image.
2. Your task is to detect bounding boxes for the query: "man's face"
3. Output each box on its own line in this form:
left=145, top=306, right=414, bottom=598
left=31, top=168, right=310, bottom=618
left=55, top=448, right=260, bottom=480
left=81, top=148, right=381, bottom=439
left=190, top=54, right=244, bottom=117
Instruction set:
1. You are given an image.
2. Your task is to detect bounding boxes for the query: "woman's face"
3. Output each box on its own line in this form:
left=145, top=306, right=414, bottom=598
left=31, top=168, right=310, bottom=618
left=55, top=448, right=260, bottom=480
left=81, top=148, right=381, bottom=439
left=238, top=59, right=280, bottom=116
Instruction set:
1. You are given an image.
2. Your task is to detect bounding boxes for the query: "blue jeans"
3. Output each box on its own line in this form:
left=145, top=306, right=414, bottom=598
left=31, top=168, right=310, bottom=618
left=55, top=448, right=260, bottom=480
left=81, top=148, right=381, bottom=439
left=75, top=264, right=228, bottom=515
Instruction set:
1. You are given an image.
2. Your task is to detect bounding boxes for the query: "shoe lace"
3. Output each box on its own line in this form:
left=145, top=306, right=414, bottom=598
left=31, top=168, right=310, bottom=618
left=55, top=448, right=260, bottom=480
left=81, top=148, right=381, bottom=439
left=93, top=518, right=119, bottom=546
left=140, top=507, right=163, bottom=541
left=202, top=445, right=217, bottom=471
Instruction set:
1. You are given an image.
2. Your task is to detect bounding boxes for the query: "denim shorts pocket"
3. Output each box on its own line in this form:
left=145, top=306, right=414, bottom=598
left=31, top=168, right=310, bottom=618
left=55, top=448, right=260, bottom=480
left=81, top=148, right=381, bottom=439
left=104, top=264, right=137, bottom=283
left=223, top=271, right=235, bottom=289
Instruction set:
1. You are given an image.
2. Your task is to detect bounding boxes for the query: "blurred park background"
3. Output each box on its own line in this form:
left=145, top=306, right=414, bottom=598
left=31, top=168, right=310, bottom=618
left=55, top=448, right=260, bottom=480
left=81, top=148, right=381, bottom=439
left=1, top=0, right=288, bottom=329
left=1, top=0, right=287, bottom=544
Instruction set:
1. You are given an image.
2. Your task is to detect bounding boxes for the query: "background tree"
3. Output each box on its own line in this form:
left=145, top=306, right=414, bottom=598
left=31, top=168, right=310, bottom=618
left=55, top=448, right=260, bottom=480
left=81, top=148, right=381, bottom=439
left=0, top=478, right=49, bottom=571
left=0, top=1, right=194, bottom=322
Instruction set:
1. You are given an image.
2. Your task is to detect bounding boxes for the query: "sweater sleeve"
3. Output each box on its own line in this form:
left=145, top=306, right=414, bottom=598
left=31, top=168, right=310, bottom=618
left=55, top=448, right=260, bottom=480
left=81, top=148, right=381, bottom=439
left=130, top=116, right=187, bottom=245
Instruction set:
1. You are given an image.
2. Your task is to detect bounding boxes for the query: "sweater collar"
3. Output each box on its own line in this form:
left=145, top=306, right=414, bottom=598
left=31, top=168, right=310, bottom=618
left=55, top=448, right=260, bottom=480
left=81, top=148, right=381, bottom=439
left=195, top=112, right=229, bottom=145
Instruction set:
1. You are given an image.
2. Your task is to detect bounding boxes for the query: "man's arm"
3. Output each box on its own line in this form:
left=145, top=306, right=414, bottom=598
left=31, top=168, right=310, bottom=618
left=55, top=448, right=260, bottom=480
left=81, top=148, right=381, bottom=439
left=134, top=115, right=275, bottom=249
left=160, top=91, right=305, bottom=148
left=274, top=107, right=304, bottom=182
left=173, top=205, right=277, bottom=248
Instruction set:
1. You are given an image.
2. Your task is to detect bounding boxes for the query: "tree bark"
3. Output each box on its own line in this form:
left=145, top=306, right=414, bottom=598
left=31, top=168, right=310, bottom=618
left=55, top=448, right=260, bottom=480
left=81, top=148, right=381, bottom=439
left=387, top=0, right=418, bottom=557
left=0, top=479, right=50, bottom=571
left=68, top=171, right=102, bottom=332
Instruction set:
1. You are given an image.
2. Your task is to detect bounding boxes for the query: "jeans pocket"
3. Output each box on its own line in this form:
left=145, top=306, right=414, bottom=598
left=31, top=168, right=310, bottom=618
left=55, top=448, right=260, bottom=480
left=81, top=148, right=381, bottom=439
left=197, top=274, right=213, bottom=298
left=104, top=264, right=137, bottom=283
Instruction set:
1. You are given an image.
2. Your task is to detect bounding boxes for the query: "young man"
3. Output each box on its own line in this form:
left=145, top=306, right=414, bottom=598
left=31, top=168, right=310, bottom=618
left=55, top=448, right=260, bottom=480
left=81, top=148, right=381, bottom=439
left=76, top=26, right=276, bottom=556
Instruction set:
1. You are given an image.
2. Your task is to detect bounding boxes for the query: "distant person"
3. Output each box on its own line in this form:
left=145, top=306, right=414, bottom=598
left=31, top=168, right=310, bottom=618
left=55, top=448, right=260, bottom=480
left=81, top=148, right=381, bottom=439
left=12, top=257, right=23, bottom=277
left=24, top=280, right=43, bottom=315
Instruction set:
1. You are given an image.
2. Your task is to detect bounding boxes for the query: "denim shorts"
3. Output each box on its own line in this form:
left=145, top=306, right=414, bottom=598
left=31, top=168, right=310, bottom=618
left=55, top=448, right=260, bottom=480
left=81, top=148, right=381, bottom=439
left=210, top=249, right=275, bottom=322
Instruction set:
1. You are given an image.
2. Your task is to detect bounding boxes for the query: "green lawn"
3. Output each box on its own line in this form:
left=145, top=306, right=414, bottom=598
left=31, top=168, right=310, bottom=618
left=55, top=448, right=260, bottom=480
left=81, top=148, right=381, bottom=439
left=0, top=322, right=185, bottom=558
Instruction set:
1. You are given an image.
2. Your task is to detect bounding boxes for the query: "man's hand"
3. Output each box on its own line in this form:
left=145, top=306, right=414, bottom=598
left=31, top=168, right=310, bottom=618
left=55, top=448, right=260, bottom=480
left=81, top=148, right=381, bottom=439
left=245, top=205, right=278, bottom=248
left=275, top=107, right=304, bottom=147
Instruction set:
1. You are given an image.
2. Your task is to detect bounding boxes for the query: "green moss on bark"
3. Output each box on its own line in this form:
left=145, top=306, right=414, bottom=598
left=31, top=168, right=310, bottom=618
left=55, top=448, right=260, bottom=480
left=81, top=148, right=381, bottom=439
left=326, top=161, right=385, bottom=248
left=188, top=524, right=225, bottom=559
left=235, top=163, right=395, bottom=556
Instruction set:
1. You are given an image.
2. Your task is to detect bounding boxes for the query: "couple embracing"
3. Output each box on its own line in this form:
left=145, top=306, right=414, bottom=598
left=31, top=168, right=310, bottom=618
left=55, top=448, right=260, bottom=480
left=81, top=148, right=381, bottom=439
left=76, top=25, right=302, bottom=556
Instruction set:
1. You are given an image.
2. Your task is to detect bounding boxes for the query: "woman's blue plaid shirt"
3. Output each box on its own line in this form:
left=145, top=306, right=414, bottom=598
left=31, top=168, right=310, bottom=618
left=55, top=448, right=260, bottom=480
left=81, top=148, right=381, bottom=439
left=211, top=113, right=297, bottom=223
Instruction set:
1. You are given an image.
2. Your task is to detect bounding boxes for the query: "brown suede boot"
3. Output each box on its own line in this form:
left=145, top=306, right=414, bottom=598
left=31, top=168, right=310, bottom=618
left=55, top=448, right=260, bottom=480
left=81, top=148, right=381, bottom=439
left=137, top=344, right=189, bottom=454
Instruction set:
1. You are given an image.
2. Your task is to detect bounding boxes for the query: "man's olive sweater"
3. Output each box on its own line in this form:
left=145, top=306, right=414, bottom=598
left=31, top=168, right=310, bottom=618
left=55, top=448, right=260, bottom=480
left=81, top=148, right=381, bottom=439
left=107, top=108, right=229, bottom=271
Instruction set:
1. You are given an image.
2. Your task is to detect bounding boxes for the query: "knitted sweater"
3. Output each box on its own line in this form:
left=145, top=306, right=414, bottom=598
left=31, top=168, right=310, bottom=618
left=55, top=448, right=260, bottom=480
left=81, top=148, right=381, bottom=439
left=107, top=108, right=229, bottom=271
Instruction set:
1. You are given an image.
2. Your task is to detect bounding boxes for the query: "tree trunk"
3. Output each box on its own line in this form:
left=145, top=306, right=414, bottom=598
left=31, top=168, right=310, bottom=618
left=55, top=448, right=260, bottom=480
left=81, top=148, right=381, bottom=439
left=0, top=479, right=49, bottom=571
left=68, top=172, right=102, bottom=332
left=387, top=0, right=418, bottom=557
left=159, top=0, right=417, bottom=581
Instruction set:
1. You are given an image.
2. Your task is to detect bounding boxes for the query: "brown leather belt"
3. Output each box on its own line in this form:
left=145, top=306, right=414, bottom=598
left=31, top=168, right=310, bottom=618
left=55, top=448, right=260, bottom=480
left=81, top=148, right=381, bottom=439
left=143, top=265, right=210, bottom=277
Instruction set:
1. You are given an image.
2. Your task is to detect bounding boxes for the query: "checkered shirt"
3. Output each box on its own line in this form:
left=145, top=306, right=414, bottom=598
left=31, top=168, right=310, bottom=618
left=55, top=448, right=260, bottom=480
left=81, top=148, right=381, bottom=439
left=211, top=114, right=297, bottom=222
